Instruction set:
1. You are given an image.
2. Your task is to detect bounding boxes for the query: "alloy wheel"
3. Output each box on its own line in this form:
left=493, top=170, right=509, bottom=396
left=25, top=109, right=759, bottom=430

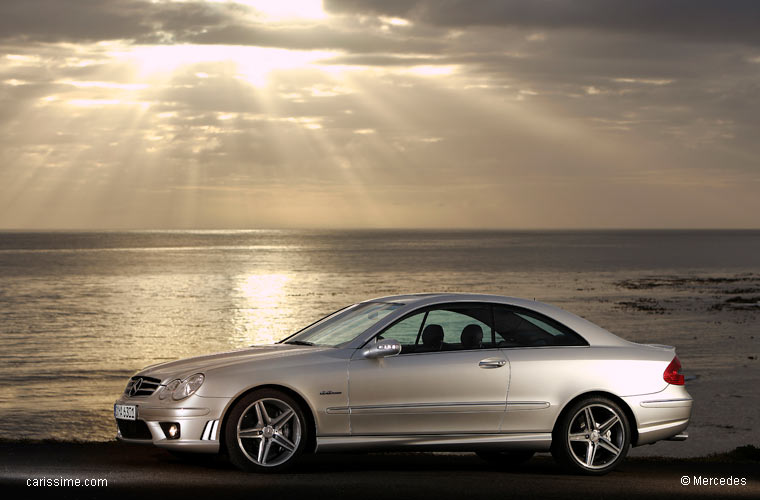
left=236, top=397, right=302, bottom=467
left=566, top=403, right=626, bottom=470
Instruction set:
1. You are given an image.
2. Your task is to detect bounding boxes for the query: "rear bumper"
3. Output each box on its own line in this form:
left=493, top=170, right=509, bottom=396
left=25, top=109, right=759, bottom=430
left=623, top=385, right=693, bottom=446
left=666, top=432, right=688, bottom=441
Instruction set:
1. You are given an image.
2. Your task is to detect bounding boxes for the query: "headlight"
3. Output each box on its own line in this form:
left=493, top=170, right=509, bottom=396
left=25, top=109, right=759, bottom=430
left=158, top=379, right=181, bottom=400
left=171, top=373, right=205, bottom=401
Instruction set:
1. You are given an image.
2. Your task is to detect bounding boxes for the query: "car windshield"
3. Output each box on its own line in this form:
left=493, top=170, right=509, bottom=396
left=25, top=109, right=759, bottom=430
left=282, top=302, right=403, bottom=347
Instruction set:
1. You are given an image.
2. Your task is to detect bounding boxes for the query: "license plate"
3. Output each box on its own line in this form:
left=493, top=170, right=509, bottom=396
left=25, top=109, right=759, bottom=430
left=114, top=404, right=137, bottom=421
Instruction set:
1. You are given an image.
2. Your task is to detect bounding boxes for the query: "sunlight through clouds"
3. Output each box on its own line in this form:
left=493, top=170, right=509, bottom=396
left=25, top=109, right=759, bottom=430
left=0, top=0, right=758, bottom=229
left=110, top=44, right=338, bottom=87
left=208, top=0, right=327, bottom=21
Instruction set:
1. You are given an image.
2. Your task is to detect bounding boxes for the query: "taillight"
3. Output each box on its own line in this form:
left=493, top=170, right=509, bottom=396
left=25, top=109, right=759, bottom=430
left=663, top=356, right=685, bottom=385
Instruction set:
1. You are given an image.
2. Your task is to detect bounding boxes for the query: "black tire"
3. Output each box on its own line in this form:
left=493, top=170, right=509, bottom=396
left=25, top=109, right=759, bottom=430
left=551, top=396, right=631, bottom=475
left=476, top=450, right=535, bottom=466
left=224, top=389, right=309, bottom=473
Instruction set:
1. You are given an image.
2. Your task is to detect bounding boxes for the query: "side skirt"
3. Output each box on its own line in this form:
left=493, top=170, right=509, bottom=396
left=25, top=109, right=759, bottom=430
left=316, top=433, right=552, bottom=452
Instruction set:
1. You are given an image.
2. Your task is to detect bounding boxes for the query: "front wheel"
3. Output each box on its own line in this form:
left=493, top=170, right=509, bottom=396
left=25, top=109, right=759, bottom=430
left=224, top=389, right=308, bottom=473
left=551, top=396, right=631, bottom=475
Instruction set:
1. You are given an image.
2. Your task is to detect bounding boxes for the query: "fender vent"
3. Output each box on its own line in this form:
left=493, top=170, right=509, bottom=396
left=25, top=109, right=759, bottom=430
left=201, top=420, right=219, bottom=440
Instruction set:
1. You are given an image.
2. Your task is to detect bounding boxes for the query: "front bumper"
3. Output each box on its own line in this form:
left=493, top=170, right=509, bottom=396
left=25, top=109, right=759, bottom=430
left=114, top=395, right=229, bottom=453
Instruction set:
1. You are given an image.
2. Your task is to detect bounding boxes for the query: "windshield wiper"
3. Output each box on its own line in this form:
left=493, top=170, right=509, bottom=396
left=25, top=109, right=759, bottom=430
left=283, top=340, right=315, bottom=346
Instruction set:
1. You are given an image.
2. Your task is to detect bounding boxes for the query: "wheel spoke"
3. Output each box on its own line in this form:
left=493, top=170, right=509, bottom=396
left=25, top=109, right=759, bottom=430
left=585, top=441, right=598, bottom=466
left=255, top=401, right=271, bottom=425
left=238, top=427, right=263, bottom=439
left=271, top=409, right=294, bottom=430
left=599, top=437, right=621, bottom=456
left=569, top=432, right=588, bottom=442
left=599, top=415, right=619, bottom=433
left=257, top=438, right=272, bottom=464
left=584, top=407, right=596, bottom=429
left=272, top=433, right=296, bottom=452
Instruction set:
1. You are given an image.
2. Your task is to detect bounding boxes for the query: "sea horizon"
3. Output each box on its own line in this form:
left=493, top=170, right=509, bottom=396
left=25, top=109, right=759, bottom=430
left=0, top=229, right=758, bottom=457
left=2, top=227, right=760, bottom=232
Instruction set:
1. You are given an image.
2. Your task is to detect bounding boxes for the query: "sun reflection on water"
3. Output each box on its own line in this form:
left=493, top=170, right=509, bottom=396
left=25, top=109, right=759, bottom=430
left=232, top=273, right=291, bottom=346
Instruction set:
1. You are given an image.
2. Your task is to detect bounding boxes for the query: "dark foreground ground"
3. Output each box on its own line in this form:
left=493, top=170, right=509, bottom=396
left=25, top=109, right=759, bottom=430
left=1, top=442, right=758, bottom=500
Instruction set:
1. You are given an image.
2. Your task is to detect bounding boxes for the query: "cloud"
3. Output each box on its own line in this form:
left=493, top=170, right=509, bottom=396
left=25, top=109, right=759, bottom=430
left=0, top=0, right=229, bottom=43
left=325, top=0, right=760, bottom=45
left=184, top=22, right=443, bottom=53
left=0, top=0, right=444, bottom=54
left=0, top=1, right=759, bottom=228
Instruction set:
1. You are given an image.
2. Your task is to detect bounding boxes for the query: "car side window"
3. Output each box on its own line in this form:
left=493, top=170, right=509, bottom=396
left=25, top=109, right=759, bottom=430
left=423, top=309, right=491, bottom=348
left=493, top=305, right=587, bottom=347
left=378, top=303, right=495, bottom=354
left=378, top=312, right=426, bottom=350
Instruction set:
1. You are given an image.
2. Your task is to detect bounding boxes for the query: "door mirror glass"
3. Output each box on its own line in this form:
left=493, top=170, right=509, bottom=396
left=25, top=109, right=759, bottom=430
left=362, top=338, right=402, bottom=359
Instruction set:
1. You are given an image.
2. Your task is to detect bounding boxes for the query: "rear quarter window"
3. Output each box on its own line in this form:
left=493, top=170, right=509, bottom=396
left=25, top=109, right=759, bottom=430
left=493, top=305, right=587, bottom=347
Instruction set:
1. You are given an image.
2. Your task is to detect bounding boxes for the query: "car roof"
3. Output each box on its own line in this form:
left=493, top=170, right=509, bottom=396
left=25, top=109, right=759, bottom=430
left=366, top=292, right=548, bottom=309
left=361, top=293, right=632, bottom=347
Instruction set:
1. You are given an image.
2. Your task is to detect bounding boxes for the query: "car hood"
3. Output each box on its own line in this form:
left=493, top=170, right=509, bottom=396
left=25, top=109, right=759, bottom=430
left=137, top=344, right=329, bottom=382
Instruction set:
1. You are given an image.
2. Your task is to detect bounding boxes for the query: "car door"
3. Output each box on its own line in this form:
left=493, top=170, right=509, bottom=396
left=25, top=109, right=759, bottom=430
left=347, top=303, right=510, bottom=436
left=494, top=304, right=590, bottom=433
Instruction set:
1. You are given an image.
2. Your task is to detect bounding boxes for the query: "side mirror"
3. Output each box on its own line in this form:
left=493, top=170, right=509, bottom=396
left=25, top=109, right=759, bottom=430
left=362, top=338, right=402, bottom=359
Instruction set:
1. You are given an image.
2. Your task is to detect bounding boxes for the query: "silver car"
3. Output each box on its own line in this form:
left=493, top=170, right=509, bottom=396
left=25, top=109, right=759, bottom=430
left=114, top=293, right=692, bottom=475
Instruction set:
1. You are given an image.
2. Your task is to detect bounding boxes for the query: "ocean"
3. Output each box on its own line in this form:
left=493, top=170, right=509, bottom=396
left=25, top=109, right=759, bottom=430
left=1, top=230, right=758, bottom=455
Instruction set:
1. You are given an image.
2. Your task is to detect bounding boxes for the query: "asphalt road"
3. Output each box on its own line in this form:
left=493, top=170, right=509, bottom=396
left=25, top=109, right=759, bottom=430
left=1, top=442, right=758, bottom=500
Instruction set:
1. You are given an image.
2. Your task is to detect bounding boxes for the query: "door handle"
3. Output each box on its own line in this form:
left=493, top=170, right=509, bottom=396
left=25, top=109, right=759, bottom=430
left=479, top=359, right=507, bottom=369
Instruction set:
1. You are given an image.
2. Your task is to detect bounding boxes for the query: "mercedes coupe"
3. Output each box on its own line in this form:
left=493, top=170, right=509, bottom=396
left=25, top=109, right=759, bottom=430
left=114, top=293, right=692, bottom=475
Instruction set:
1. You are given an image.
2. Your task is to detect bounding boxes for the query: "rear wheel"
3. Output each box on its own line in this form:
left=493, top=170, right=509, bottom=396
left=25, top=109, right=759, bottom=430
left=551, top=396, right=630, bottom=475
left=225, top=389, right=308, bottom=473
left=476, top=450, right=535, bottom=466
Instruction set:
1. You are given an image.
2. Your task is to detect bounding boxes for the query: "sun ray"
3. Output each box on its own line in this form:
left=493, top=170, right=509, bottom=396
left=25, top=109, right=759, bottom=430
left=111, top=44, right=337, bottom=88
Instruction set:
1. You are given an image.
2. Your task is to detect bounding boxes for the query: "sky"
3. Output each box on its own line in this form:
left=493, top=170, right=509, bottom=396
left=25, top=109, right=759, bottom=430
left=0, top=0, right=758, bottom=229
